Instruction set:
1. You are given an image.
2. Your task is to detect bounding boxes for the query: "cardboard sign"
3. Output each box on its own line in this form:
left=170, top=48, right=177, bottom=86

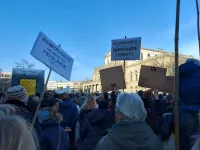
left=138, top=65, right=167, bottom=89
left=111, top=37, right=141, bottom=60
left=100, top=66, right=125, bottom=92
left=158, top=76, right=174, bottom=93
left=31, top=32, right=74, bottom=80
left=20, top=79, right=36, bottom=96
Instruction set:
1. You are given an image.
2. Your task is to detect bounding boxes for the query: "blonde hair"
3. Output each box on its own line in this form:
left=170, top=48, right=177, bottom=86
left=0, top=116, right=38, bottom=150
left=81, top=95, right=97, bottom=110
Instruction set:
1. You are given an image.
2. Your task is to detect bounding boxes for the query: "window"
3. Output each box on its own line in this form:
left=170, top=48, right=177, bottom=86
left=130, top=74, right=133, bottom=82
left=147, top=54, right=151, bottom=57
left=141, top=53, right=143, bottom=60
left=107, top=60, right=109, bottom=64
left=130, top=71, right=133, bottom=82
left=135, top=74, right=138, bottom=81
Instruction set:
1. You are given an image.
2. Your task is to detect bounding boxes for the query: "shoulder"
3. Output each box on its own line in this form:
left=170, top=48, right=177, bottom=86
left=96, top=135, right=113, bottom=150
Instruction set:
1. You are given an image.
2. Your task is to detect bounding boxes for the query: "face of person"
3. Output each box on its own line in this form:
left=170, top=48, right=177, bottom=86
left=61, top=94, right=70, bottom=100
left=52, top=103, right=59, bottom=112
left=115, top=108, right=124, bottom=122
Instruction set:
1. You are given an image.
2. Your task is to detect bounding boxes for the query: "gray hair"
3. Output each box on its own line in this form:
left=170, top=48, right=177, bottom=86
left=0, top=116, right=38, bottom=150
left=116, top=93, right=147, bottom=121
left=0, top=104, right=16, bottom=117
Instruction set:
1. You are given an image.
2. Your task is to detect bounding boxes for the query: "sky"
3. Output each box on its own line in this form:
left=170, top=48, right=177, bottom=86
left=0, top=0, right=198, bottom=81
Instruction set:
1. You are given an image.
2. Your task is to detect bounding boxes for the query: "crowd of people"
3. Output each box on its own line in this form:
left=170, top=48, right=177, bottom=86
left=0, top=58, right=200, bottom=150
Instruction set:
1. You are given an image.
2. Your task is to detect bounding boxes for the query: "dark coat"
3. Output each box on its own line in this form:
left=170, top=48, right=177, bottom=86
left=80, top=109, right=107, bottom=150
left=78, top=109, right=92, bottom=126
left=5, top=100, right=42, bottom=139
left=96, top=120, right=163, bottom=150
left=142, top=98, right=158, bottom=134
left=40, top=120, right=68, bottom=150
left=104, top=107, right=115, bottom=129
left=59, top=100, right=78, bottom=129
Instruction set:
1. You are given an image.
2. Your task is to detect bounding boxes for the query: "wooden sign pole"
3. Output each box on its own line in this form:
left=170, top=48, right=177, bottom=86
left=123, top=36, right=126, bottom=92
left=174, top=0, right=180, bottom=149
left=196, top=0, right=200, bottom=55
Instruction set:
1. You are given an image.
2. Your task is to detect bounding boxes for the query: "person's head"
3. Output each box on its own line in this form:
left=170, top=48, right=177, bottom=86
left=61, top=93, right=70, bottom=101
left=0, top=104, right=15, bottom=116
left=104, top=92, right=108, bottom=100
left=5, top=85, right=28, bottom=104
left=72, top=98, right=79, bottom=105
left=115, top=93, right=147, bottom=122
left=143, top=89, right=153, bottom=99
left=81, top=95, right=97, bottom=110
left=166, top=94, right=174, bottom=104
left=137, top=90, right=144, bottom=98
left=38, top=98, right=62, bottom=123
left=0, top=116, right=38, bottom=150
left=99, top=94, right=105, bottom=101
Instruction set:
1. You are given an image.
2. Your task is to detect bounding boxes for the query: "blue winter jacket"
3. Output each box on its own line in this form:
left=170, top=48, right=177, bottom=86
left=40, top=120, right=68, bottom=150
left=59, top=100, right=78, bottom=129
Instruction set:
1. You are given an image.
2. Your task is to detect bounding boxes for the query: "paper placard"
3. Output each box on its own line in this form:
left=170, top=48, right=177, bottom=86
left=31, top=32, right=74, bottom=80
left=138, top=65, right=167, bottom=89
left=20, top=79, right=36, bottom=96
left=158, top=76, right=174, bottom=93
left=111, top=37, right=141, bottom=60
left=100, top=66, right=125, bottom=92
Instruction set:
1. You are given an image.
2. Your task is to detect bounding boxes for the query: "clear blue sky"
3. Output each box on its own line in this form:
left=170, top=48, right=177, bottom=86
left=0, top=0, right=198, bottom=81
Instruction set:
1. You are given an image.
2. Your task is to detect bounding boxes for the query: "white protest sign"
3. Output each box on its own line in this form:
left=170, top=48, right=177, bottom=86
left=111, top=37, right=141, bottom=60
left=31, top=32, right=74, bottom=80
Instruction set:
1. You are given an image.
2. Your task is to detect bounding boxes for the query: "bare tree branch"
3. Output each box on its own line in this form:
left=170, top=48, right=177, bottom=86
left=15, top=59, right=35, bottom=69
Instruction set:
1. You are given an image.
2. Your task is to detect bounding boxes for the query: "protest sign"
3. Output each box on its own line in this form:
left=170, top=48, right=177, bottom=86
left=158, top=76, right=174, bottom=93
left=100, top=66, right=125, bottom=92
left=138, top=65, right=167, bottom=89
left=111, top=37, right=141, bottom=60
left=11, top=68, right=45, bottom=94
left=31, top=32, right=74, bottom=80
left=20, top=79, right=36, bottom=96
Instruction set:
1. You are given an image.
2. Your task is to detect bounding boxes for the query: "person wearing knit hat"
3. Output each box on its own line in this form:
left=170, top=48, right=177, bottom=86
left=5, top=85, right=28, bottom=104
left=5, top=85, right=42, bottom=141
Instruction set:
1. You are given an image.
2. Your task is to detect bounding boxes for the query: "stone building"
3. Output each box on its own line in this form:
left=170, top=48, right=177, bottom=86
left=82, top=48, right=192, bottom=93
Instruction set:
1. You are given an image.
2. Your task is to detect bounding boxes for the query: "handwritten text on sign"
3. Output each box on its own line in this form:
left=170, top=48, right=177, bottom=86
left=20, top=79, right=36, bottom=96
left=31, top=32, right=74, bottom=80
left=111, top=37, right=141, bottom=60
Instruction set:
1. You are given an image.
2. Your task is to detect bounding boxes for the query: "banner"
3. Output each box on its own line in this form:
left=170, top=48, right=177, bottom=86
left=11, top=68, right=45, bottom=94
left=31, top=32, right=74, bottom=80
left=111, top=37, right=141, bottom=60
left=100, top=66, right=125, bottom=92
left=20, top=79, right=36, bottom=96
left=138, top=65, right=167, bottom=89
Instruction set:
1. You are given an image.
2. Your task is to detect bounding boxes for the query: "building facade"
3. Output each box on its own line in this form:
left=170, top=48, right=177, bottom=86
left=47, top=81, right=82, bottom=92
left=0, top=72, right=12, bottom=92
left=82, top=48, right=192, bottom=93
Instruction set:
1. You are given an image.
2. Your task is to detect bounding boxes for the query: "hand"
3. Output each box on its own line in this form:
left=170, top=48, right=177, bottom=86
left=65, top=127, right=72, bottom=132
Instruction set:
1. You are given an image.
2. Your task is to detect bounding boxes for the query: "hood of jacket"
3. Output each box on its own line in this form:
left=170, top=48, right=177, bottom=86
left=59, top=100, right=73, bottom=109
left=107, top=120, right=162, bottom=150
left=41, top=120, right=59, bottom=129
left=179, top=62, right=200, bottom=106
left=88, top=109, right=107, bottom=125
